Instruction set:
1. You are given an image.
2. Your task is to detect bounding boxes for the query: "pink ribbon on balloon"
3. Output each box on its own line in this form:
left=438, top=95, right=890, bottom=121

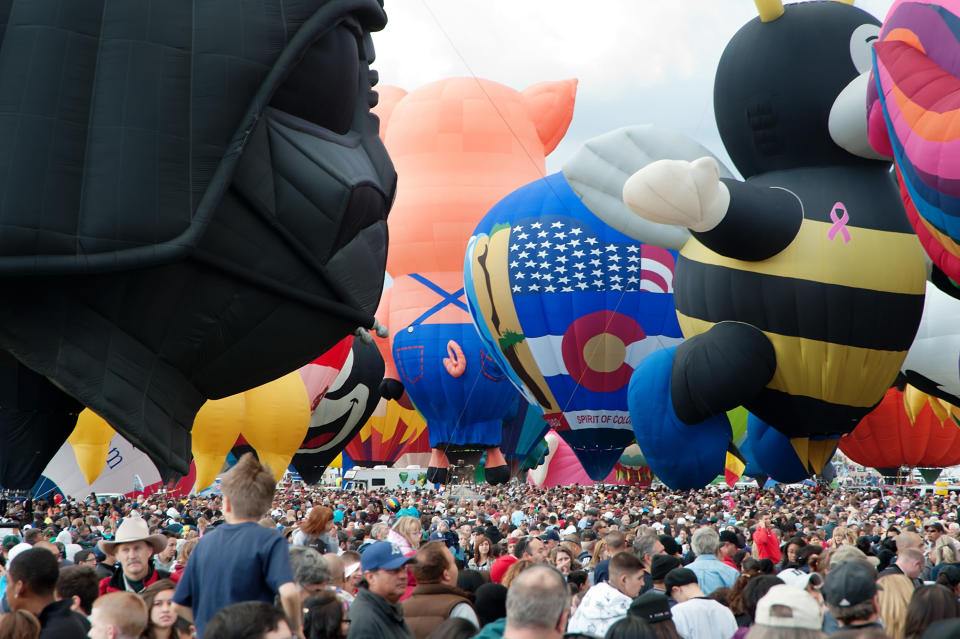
left=828, top=202, right=851, bottom=243
left=443, top=340, right=466, bottom=377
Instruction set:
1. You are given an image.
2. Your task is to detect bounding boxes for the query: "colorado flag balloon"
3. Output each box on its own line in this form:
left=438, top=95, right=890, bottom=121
left=465, top=172, right=683, bottom=480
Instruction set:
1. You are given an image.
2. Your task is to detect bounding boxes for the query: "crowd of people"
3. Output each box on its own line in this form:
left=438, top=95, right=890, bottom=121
left=2, top=462, right=960, bottom=639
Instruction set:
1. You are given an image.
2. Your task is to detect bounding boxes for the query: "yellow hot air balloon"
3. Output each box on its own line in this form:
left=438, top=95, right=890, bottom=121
left=68, top=409, right=115, bottom=484
left=241, top=371, right=311, bottom=482
left=192, top=393, right=246, bottom=492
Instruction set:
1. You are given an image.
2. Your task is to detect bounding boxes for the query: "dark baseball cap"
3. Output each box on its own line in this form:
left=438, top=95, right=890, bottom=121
left=629, top=592, right=672, bottom=624
left=719, top=530, right=742, bottom=548
left=658, top=534, right=682, bottom=556
left=822, top=561, right=879, bottom=608
left=540, top=529, right=560, bottom=542
left=650, top=554, right=682, bottom=582
left=664, top=568, right=698, bottom=594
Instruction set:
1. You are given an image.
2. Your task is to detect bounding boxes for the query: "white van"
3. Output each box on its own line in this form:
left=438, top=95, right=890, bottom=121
left=340, top=466, right=428, bottom=491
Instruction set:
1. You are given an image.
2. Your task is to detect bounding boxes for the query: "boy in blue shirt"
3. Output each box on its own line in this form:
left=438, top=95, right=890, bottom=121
left=173, top=454, right=300, bottom=638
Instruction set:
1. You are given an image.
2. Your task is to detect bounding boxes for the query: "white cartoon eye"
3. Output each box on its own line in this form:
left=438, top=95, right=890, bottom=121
left=850, top=23, right=880, bottom=75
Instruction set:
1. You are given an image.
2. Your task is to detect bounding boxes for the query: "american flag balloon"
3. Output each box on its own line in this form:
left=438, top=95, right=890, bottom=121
left=465, top=173, right=683, bottom=480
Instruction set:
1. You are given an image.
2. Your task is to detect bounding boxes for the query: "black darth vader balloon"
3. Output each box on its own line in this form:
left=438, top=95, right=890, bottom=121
left=0, top=0, right=395, bottom=477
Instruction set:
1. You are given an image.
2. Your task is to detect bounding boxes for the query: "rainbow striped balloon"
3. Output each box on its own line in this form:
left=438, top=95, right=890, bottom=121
left=869, top=0, right=960, bottom=284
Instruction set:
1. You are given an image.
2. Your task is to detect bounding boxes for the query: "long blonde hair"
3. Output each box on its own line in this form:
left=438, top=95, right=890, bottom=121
left=933, top=536, right=960, bottom=566
left=877, top=574, right=915, bottom=639
left=831, top=526, right=856, bottom=547
left=391, top=516, right=423, bottom=550
left=589, top=539, right=607, bottom=568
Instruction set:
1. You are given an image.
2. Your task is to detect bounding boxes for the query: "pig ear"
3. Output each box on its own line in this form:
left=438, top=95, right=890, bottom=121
left=521, top=79, right=578, bottom=155
left=371, top=85, right=408, bottom=142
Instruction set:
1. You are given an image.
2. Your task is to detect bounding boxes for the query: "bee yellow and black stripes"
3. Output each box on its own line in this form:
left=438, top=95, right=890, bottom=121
left=679, top=219, right=926, bottom=296
left=677, top=312, right=907, bottom=409
left=673, top=218, right=925, bottom=431
left=674, top=260, right=925, bottom=352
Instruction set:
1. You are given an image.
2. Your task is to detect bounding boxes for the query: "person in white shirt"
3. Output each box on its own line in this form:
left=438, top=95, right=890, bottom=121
left=664, top=567, right=737, bottom=639
left=567, top=552, right=646, bottom=637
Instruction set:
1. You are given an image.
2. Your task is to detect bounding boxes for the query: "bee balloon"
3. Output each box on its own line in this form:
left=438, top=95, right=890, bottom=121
left=618, top=0, right=927, bottom=488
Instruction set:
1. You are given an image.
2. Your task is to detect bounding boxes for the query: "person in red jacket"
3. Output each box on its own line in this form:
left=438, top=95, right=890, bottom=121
left=97, top=517, right=170, bottom=596
left=752, top=513, right=781, bottom=564
left=718, top=530, right=743, bottom=571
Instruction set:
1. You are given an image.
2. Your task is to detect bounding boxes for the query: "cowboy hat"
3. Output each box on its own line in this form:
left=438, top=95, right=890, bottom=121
left=98, top=517, right=167, bottom=555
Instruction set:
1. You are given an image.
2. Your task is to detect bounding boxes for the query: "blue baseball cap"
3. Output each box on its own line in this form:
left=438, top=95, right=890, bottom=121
left=361, top=541, right=416, bottom=572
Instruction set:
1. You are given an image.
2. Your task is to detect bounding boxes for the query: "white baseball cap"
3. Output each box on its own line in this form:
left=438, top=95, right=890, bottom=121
left=756, top=585, right=823, bottom=631
left=777, top=568, right=823, bottom=591
left=7, top=542, right=33, bottom=562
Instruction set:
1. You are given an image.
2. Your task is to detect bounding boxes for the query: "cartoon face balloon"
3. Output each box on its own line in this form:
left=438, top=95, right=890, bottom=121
left=293, top=337, right=384, bottom=484
left=901, top=281, right=960, bottom=406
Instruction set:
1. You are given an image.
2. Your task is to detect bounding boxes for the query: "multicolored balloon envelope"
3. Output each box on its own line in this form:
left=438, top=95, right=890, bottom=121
left=292, top=337, right=384, bottom=484
left=840, top=386, right=960, bottom=472
left=499, top=397, right=551, bottom=464
left=527, top=431, right=652, bottom=488
left=869, top=0, right=960, bottom=286
left=345, top=397, right=428, bottom=467
left=466, top=172, right=683, bottom=481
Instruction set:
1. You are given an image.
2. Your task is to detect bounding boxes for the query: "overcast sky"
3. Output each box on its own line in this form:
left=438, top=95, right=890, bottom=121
left=372, top=0, right=895, bottom=175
